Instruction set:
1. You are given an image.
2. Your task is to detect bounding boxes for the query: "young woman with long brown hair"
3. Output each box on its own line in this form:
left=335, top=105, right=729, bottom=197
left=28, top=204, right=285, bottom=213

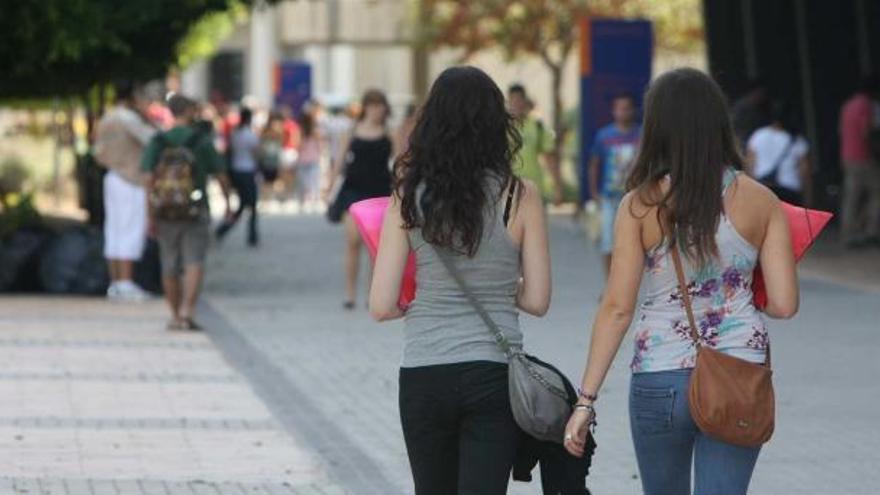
left=564, top=68, right=799, bottom=494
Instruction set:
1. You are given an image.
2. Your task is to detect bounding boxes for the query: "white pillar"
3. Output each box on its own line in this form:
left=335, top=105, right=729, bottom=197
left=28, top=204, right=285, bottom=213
left=180, top=60, right=209, bottom=101
left=247, top=3, right=278, bottom=108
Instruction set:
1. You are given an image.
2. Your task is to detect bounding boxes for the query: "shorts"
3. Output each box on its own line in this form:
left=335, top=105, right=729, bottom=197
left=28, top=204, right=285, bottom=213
left=103, top=171, right=147, bottom=260
left=600, top=196, right=623, bottom=254
left=155, top=210, right=210, bottom=277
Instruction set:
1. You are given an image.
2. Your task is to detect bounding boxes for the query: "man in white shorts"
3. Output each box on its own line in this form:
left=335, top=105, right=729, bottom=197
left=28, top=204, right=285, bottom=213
left=94, top=81, right=157, bottom=301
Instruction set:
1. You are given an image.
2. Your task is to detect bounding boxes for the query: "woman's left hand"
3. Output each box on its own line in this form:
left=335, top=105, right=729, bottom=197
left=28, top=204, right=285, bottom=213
left=563, top=407, right=593, bottom=457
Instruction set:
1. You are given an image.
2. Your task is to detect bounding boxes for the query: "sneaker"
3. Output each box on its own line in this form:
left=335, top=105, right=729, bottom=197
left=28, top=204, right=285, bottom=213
left=114, top=281, right=151, bottom=302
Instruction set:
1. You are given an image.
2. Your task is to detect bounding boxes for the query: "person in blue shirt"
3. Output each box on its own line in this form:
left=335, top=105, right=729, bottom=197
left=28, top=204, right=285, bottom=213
left=588, top=93, right=641, bottom=274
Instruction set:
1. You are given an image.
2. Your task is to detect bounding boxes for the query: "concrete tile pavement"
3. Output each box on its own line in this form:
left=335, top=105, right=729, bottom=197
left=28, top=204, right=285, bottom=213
left=204, top=213, right=880, bottom=495
left=0, top=297, right=345, bottom=494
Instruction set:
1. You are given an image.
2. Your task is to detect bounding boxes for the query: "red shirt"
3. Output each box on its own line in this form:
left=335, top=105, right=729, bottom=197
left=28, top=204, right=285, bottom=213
left=839, top=93, right=876, bottom=164
left=282, top=119, right=301, bottom=150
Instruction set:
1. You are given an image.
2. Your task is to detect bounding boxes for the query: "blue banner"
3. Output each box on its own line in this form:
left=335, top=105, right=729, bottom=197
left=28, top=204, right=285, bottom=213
left=579, top=19, right=653, bottom=202
left=275, top=61, right=312, bottom=118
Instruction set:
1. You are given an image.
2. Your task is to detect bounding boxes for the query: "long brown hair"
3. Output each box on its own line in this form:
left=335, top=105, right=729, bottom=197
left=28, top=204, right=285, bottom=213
left=626, top=68, right=744, bottom=266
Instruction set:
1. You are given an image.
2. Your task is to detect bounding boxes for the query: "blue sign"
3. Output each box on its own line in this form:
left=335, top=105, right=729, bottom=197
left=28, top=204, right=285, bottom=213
left=579, top=19, right=653, bottom=202
left=275, top=61, right=312, bottom=117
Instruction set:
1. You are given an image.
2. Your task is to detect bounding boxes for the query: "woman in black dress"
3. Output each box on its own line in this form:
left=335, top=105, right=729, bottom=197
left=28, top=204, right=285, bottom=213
left=326, top=89, right=393, bottom=309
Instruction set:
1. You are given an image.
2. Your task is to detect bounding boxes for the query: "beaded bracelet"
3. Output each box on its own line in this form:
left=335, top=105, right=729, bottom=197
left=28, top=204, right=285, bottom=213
left=577, top=388, right=598, bottom=402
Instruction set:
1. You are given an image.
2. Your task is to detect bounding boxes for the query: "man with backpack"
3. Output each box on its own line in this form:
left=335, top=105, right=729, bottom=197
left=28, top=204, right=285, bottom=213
left=141, top=94, right=232, bottom=330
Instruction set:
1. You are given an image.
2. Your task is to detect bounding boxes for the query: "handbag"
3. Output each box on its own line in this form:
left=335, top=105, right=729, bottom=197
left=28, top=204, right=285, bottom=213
left=670, top=246, right=775, bottom=448
left=433, top=247, right=575, bottom=443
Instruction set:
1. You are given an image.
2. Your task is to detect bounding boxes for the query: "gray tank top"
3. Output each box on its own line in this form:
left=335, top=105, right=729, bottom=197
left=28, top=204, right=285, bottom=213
left=402, top=177, right=522, bottom=368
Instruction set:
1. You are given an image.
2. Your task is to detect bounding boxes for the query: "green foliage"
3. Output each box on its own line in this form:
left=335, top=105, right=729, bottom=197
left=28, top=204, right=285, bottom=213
left=0, top=0, right=281, bottom=100
left=177, top=2, right=249, bottom=68
left=0, top=155, right=31, bottom=198
left=420, top=0, right=588, bottom=64
left=0, top=194, right=42, bottom=239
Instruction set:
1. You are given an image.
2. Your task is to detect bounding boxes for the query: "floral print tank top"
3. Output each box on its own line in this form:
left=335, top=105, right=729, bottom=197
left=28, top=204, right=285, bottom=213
left=631, top=169, right=769, bottom=373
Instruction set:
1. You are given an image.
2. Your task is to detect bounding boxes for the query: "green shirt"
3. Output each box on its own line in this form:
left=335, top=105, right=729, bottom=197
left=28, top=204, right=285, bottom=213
left=514, top=116, right=554, bottom=194
left=140, top=125, right=224, bottom=193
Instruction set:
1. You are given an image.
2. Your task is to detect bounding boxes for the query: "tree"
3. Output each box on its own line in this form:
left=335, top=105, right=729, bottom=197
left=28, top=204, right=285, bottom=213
left=0, top=0, right=280, bottom=100
left=417, top=0, right=705, bottom=200
left=420, top=0, right=588, bottom=200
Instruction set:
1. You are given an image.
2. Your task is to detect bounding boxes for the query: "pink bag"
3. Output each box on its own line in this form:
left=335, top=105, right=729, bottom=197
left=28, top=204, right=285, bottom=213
left=752, top=202, right=832, bottom=309
left=349, top=197, right=416, bottom=309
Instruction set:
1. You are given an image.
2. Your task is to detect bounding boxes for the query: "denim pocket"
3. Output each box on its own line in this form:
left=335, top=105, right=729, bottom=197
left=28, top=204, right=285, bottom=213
left=631, top=385, right=675, bottom=435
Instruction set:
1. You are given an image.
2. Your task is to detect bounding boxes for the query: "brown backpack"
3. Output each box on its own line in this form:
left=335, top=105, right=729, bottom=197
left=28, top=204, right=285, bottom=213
left=671, top=247, right=775, bottom=448
left=149, top=131, right=205, bottom=221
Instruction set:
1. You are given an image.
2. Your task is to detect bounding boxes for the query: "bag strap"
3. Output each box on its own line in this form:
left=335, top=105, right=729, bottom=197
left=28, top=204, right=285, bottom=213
left=669, top=246, right=702, bottom=347
left=760, top=134, right=795, bottom=183
left=431, top=246, right=514, bottom=358
left=502, top=180, right=517, bottom=227
left=670, top=243, right=771, bottom=366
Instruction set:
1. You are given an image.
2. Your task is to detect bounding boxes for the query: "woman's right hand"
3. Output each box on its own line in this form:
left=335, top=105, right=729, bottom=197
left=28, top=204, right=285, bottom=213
left=563, top=407, right=593, bottom=458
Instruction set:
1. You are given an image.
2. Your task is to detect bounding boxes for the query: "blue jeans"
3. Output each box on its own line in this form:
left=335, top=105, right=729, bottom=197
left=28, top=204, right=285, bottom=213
left=630, top=369, right=761, bottom=495
left=599, top=196, right=622, bottom=254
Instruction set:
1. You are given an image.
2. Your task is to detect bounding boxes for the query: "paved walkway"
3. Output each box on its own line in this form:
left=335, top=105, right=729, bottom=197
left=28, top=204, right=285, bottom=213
left=0, top=297, right=344, bottom=494
left=2, top=210, right=878, bottom=494
left=204, top=212, right=880, bottom=495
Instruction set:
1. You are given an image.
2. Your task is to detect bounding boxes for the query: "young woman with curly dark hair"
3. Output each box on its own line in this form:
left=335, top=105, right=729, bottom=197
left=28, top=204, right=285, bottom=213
left=369, top=66, right=551, bottom=494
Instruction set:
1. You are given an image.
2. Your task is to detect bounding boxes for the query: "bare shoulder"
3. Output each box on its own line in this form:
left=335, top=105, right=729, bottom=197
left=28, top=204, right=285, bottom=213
left=730, top=173, right=780, bottom=214
left=509, top=178, right=543, bottom=226
left=518, top=178, right=541, bottom=199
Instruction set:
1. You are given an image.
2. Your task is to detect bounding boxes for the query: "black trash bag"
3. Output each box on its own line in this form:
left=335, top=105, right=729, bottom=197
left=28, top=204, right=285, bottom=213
left=134, top=238, right=163, bottom=294
left=39, top=226, right=109, bottom=294
left=0, top=227, right=53, bottom=292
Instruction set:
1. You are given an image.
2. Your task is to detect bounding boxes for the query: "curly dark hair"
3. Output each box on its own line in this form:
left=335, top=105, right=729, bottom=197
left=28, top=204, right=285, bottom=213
left=394, top=66, right=522, bottom=257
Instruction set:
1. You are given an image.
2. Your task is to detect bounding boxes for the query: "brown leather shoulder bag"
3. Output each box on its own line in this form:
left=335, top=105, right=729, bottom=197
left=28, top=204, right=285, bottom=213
left=671, top=246, right=775, bottom=448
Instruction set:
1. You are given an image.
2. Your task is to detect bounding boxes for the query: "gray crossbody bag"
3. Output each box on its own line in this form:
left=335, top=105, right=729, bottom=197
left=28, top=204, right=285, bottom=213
left=433, top=247, right=574, bottom=443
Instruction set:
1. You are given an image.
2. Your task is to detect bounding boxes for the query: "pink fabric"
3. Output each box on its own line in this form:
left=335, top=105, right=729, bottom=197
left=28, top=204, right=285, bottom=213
left=752, top=202, right=832, bottom=309
left=839, top=93, right=873, bottom=163
left=297, top=136, right=322, bottom=165
left=349, top=197, right=416, bottom=309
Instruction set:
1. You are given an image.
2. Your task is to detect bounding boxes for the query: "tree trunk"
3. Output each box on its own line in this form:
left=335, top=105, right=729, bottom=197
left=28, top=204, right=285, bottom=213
left=545, top=58, right=567, bottom=204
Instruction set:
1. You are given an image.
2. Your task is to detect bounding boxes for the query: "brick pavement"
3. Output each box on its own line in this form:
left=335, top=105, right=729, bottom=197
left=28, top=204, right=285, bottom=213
left=0, top=297, right=345, bottom=494
left=204, top=213, right=880, bottom=495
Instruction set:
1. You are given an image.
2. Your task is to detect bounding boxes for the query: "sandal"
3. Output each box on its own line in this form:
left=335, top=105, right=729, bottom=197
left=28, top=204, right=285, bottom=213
left=167, top=319, right=185, bottom=331
left=181, top=318, right=202, bottom=331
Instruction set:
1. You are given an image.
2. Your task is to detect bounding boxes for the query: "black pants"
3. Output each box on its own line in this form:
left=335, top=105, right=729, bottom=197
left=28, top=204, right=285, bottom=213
left=217, top=171, right=258, bottom=244
left=399, top=361, right=518, bottom=495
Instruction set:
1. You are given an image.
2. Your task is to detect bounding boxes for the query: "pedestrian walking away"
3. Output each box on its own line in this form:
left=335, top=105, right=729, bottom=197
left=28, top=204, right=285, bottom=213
left=587, top=93, right=641, bottom=276
left=564, top=68, right=799, bottom=495
left=369, top=66, right=556, bottom=494
left=838, top=74, right=880, bottom=248
left=93, top=79, right=157, bottom=302
left=325, top=89, right=394, bottom=310
left=295, top=107, right=325, bottom=212
left=216, top=106, right=260, bottom=246
left=746, top=100, right=813, bottom=206
left=508, top=83, right=561, bottom=203
left=142, top=93, right=233, bottom=331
